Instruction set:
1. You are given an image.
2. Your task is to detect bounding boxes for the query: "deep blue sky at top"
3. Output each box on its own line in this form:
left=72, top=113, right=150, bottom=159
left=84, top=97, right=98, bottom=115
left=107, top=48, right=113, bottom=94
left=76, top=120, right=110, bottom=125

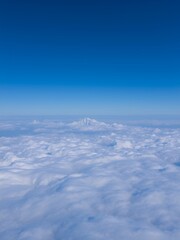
left=0, top=0, right=180, bottom=115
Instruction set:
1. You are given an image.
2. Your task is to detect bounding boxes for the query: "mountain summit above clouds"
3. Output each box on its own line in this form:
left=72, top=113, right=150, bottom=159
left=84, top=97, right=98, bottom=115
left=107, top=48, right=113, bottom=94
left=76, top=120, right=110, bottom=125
left=69, top=117, right=109, bottom=130
left=68, top=117, right=124, bottom=131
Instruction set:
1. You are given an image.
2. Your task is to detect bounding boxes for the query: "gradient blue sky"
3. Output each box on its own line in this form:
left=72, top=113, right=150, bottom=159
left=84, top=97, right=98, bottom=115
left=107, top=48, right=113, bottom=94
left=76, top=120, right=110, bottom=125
left=0, top=0, right=180, bottom=115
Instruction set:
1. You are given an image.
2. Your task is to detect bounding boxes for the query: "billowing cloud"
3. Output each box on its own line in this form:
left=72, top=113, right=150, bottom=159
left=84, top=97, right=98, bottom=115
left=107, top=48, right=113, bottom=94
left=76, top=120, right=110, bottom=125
left=0, top=118, right=180, bottom=239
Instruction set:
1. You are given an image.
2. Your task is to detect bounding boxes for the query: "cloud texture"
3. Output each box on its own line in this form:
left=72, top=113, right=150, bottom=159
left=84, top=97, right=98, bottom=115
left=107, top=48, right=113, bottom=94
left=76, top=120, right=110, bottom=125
left=0, top=118, right=180, bottom=239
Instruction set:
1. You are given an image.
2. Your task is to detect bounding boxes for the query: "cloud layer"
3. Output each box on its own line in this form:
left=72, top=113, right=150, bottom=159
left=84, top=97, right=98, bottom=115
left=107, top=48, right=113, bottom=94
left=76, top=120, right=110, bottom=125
left=0, top=118, right=180, bottom=240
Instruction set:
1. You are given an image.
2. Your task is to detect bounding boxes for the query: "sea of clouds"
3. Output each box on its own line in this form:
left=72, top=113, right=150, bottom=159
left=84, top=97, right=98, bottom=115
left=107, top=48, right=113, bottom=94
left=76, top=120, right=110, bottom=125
left=0, top=117, right=180, bottom=240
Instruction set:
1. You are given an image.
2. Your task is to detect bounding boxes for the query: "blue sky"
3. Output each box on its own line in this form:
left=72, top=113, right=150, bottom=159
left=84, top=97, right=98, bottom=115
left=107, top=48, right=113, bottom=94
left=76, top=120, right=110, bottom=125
left=0, top=0, right=180, bottom=115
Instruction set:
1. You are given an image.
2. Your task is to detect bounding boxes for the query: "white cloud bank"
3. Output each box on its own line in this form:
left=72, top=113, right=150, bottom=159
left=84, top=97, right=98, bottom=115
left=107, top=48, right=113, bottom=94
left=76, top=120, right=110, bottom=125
left=0, top=117, right=180, bottom=240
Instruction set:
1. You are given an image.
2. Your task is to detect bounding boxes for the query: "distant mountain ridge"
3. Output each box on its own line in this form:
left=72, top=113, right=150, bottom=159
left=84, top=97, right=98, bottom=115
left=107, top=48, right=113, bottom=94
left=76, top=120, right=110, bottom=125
left=69, top=117, right=124, bottom=131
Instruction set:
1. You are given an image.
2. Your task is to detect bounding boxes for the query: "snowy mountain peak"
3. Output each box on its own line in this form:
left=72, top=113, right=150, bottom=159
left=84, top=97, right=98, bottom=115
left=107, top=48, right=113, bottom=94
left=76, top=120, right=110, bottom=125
left=69, top=118, right=108, bottom=130
left=68, top=118, right=125, bottom=131
left=78, top=118, right=103, bottom=126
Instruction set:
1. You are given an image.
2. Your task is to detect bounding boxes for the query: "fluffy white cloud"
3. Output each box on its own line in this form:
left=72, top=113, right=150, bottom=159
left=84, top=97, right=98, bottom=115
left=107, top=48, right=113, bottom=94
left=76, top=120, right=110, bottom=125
left=0, top=118, right=180, bottom=239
